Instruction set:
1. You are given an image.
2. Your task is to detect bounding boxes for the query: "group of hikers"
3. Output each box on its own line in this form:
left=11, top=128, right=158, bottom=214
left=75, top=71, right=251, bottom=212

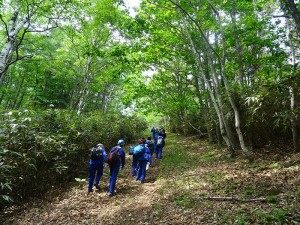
left=87, top=127, right=167, bottom=197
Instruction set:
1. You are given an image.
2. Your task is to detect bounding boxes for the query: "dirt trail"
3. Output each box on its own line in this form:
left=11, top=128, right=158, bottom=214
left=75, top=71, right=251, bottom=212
left=1, top=137, right=300, bottom=224
left=1, top=156, right=167, bottom=225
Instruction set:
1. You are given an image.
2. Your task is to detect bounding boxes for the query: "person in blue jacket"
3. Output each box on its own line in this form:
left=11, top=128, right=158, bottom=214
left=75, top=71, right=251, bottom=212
left=131, top=145, right=139, bottom=177
left=131, top=138, right=145, bottom=176
left=151, top=127, right=156, bottom=139
left=151, top=127, right=159, bottom=155
left=108, top=139, right=126, bottom=197
left=156, top=128, right=166, bottom=159
left=88, top=143, right=107, bottom=193
left=135, top=139, right=151, bottom=183
left=145, top=136, right=154, bottom=166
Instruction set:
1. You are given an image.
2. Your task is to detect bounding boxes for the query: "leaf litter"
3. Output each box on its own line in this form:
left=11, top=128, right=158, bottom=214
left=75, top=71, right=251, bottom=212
left=1, top=135, right=299, bottom=224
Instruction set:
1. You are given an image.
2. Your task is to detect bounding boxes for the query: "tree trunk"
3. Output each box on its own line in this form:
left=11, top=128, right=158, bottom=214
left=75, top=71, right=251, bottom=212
left=231, top=0, right=244, bottom=85
left=193, top=72, right=212, bottom=141
left=16, top=93, right=25, bottom=110
left=290, top=85, right=299, bottom=151
left=210, top=3, right=253, bottom=161
left=215, top=124, right=222, bottom=146
left=183, top=24, right=235, bottom=156
left=282, top=0, right=300, bottom=36
left=287, top=16, right=299, bottom=152
left=0, top=8, right=28, bottom=87
left=77, top=55, right=93, bottom=115
left=11, top=75, right=25, bottom=109
left=171, top=0, right=237, bottom=156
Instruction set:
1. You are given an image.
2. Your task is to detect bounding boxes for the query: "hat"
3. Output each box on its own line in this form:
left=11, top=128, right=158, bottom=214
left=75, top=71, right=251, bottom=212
left=117, top=139, right=125, bottom=145
left=97, top=143, right=104, bottom=148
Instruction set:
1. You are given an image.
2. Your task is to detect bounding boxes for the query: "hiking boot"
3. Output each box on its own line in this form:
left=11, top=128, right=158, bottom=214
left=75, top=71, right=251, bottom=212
left=94, top=184, right=100, bottom=190
left=108, top=192, right=116, bottom=197
left=88, top=190, right=93, bottom=194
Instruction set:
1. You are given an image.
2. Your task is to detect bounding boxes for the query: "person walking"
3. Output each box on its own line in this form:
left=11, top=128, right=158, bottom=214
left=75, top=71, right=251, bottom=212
left=152, top=128, right=159, bottom=155
left=151, top=127, right=156, bottom=140
left=134, top=139, right=151, bottom=183
left=145, top=136, right=154, bottom=167
left=88, top=143, right=107, bottom=193
left=156, top=128, right=166, bottom=159
left=108, top=139, right=125, bottom=197
left=131, top=145, right=139, bottom=177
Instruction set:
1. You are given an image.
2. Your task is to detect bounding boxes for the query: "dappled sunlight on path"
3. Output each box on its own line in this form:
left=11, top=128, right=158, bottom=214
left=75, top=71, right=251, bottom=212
left=1, top=155, right=167, bottom=225
left=1, top=134, right=300, bottom=224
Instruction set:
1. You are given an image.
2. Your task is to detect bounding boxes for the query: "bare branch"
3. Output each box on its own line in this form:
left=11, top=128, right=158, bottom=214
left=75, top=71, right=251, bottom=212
left=0, top=14, right=9, bottom=37
left=205, top=196, right=267, bottom=202
left=272, top=15, right=291, bottom=18
left=168, top=0, right=221, bottom=61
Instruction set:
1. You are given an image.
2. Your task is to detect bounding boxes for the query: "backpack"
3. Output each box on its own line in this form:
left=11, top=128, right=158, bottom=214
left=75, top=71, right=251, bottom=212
left=90, top=147, right=103, bottom=160
left=133, top=145, right=144, bottom=157
left=145, top=140, right=154, bottom=154
left=156, top=136, right=164, bottom=147
left=108, top=146, right=121, bottom=165
left=129, top=145, right=135, bottom=155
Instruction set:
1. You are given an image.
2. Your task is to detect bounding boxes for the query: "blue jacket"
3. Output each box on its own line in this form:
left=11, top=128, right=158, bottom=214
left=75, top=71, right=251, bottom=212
left=90, top=149, right=107, bottom=165
left=136, top=144, right=151, bottom=161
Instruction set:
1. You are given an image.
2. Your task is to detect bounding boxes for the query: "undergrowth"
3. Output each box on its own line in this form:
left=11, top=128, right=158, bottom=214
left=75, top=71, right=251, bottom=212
left=155, top=134, right=300, bottom=224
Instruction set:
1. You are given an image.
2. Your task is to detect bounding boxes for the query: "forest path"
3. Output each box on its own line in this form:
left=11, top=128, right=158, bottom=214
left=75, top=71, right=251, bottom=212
left=1, top=135, right=300, bottom=224
left=2, top=153, right=166, bottom=225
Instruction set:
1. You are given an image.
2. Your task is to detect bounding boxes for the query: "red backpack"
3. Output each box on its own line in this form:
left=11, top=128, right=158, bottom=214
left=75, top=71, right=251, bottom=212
left=108, top=146, right=121, bottom=165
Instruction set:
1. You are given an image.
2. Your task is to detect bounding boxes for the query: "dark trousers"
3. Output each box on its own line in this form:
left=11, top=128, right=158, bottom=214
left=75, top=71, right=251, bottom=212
left=88, top=163, right=103, bottom=191
left=156, top=146, right=163, bottom=159
left=136, top=160, right=148, bottom=183
left=132, top=156, right=138, bottom=176
left=109, top=163, right=120, bottom=194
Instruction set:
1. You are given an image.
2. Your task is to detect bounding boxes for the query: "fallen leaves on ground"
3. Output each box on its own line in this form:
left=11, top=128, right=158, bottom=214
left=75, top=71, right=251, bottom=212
left=1, top=135, right=299, bottom=224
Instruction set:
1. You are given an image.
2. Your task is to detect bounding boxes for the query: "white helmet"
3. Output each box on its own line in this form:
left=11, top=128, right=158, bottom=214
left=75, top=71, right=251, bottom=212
left=97, top=143, right=104, bottom=148
left=117, top=139, right=125, bottom=145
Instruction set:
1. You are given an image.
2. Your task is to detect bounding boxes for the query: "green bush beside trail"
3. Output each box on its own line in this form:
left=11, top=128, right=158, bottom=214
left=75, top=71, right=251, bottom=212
left=0, top=109, right=147, bottom=208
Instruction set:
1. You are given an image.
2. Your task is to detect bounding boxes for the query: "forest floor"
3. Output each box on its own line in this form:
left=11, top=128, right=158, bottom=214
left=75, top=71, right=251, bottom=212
left=1, top=134, right=300, bottom=225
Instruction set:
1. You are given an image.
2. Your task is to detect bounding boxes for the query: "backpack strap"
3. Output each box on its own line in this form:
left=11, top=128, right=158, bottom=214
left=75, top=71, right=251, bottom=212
left=111, top=146, right=121, bottom=154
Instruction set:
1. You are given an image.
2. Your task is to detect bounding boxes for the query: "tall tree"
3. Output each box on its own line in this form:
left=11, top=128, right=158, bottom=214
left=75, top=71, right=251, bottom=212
left=0, top=0, right=74, bottom=86
left=281, top=0, right=300, bottom=36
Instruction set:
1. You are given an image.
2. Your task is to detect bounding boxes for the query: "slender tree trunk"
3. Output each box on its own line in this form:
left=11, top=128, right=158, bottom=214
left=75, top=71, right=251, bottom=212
left=205, top=45, right=238, bottom=150
left=102, top=84, right=115, bottom=113
left=11, top=75, right=25, bottom=109
left=215, top=124, right=222, bottom=145
left=287, top=17, right=299, bottom=151
left=290, top=85, right=299, bottom=151
left=171, top=0, right=236, bottom=156
left=211, top=3, right=253, bottom=161
left=193, top=74, right=213, bottom=141
left=0, top=7, right=28, bottom=87
left=231, top=0, right=244, bottom=85
left=183, top=24, right=235, bottom=156
left=77, top=55, right=93, bottom=115
left=0, top=92, right=4, bottom=105
left=16, top=93, right=25, bottom=110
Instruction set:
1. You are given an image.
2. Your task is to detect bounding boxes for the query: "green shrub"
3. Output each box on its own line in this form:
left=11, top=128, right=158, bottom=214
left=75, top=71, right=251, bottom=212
left=0, top=109, right=147, bottom=208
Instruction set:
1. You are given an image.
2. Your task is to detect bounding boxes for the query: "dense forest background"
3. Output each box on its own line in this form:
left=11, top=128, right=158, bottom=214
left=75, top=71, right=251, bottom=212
left=0, top=0, right=300, bottom=210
